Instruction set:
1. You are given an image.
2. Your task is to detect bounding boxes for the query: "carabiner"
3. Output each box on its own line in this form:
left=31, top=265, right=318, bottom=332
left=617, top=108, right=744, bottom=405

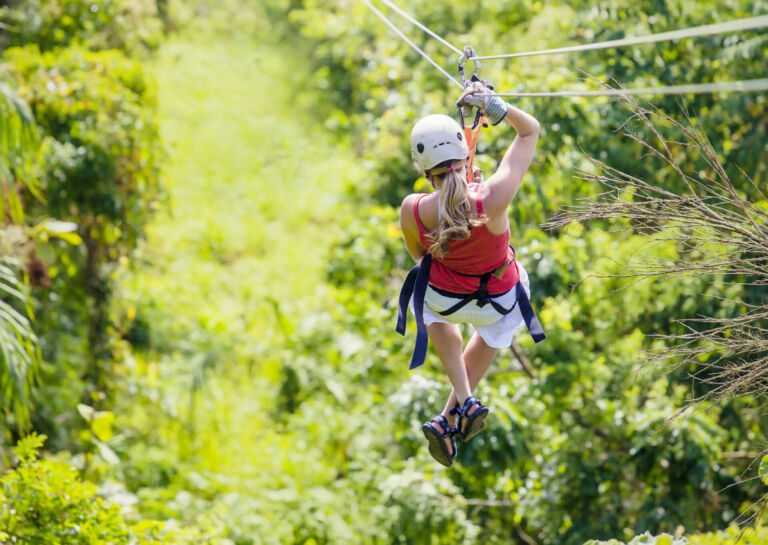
left=457, top=46, right=481, bottom=88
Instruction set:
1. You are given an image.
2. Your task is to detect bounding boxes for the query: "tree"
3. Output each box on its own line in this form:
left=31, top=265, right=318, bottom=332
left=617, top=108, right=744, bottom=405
left=0, top=82, right=40, bottom=431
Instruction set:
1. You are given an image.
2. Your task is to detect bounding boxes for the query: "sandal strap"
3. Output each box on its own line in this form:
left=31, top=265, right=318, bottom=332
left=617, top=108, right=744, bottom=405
left=448, top=403, right=461, bottom=416
left=460, top=396, right=484, bottom=418
left=430, top=414, right=451, bottom=436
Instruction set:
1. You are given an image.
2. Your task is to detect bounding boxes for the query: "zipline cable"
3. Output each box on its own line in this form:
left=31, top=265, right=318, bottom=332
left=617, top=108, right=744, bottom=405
left=377, top=0, right=463, bottom=56
left=362, top=1, right=768, bottom=98
left=470, top=15, right=768, bottom=60
left=362, top=0, right=463, bottom=89
left=493, top=78, right=768, bottom=97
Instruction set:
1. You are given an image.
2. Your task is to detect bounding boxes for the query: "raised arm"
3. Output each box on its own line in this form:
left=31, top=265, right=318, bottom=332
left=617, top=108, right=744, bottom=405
left=483, top=105, right=539, bottom=217
left=457, top=83, right=539, bottom=218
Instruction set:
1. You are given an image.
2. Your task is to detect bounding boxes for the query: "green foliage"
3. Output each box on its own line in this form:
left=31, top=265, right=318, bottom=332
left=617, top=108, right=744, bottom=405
left=1, top=1, right=765, bottom=544
left=101, top=2, right=768, bottom=544
left=583, top=526, right=768, bottom=545
left=1, top=41, right=162, bottom=416
left=688, top=526, right=768, bottom=545
left=584, top=532, right=687, bottom=545
left=0, top=80, right=40, bottom=222
left=257, top=2, right=768, bottom=543
left=0, top=433, right=165, bottom=544
left=760, top=454, right=768, bottom=486
left=3, top=44, right=161, bottom=243
left=0, top=0, right=163, bottom=54
left=278, top=0, right=768, bottom=213
left=0, top=258, right=39, bottom=429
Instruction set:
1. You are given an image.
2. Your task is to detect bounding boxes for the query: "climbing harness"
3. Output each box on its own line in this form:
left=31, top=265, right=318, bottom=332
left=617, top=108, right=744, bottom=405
left=395, top=250, right=546, bottom=370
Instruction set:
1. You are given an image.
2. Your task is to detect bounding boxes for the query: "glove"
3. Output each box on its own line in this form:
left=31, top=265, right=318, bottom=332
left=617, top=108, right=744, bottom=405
left=457, top=81, right=510, bottom=126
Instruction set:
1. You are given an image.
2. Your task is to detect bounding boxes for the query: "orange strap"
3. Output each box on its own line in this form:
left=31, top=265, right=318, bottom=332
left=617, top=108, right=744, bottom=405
left=464, top=116, right=488, bottom=184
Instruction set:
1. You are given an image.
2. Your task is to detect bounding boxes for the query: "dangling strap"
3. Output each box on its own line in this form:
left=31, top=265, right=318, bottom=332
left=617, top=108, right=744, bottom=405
left=395, top=253, right=433, bottom=369
left=515, top=280, right=546, bottom=343
left=464, top=117, right=488, bottom=185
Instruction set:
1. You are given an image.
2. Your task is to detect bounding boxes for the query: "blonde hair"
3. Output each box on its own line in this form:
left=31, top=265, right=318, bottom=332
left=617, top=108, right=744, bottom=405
left=426, top=159, right=485, bottom=258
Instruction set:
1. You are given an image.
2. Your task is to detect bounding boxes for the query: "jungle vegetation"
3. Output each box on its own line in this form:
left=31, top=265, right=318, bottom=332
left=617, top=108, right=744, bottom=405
left=0, top=0, right=766, bottom=544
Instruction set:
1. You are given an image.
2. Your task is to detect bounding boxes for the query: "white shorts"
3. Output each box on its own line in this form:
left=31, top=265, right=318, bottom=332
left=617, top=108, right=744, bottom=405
left=409, top=262, right=532, bottom=349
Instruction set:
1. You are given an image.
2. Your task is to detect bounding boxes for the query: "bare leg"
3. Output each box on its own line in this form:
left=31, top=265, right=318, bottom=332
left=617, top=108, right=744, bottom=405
left=424, top=322, right=470, bottom=453
left=426, top=322, right=471, bottom=403
left=440, top=331, right=497, bottom=427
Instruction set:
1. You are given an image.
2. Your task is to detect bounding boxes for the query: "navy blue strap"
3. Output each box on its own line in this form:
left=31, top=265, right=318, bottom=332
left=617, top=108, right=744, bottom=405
left=410, top=254, right=432, bottom=369
left=459, top=396, right=482, bottom=417
left=439, top=289, right=519, bottom=317
left=431, top=414, right=450, bottom=433
left=396, top=265, right=419, bottom=335
left=395, top=254, right=433, bottom=369
left=437, top=295, right=474, bottom=316
left=516, top=280, right=546, bottom=343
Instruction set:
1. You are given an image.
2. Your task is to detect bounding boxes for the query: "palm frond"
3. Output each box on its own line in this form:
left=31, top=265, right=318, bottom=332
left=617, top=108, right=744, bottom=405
left=0, top=257, right=39, bottom=429
left=0, top=79, right=41, bottom=223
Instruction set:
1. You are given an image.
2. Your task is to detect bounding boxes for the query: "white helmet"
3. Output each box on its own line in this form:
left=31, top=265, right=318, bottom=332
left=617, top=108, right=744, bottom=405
left=410, top=114, right=468, bottom=171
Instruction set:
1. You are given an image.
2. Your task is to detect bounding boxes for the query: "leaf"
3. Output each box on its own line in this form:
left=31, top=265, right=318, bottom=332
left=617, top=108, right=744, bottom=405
left=42, top=219, right=78, bottom=233
left=78, top=404, right=115, bottom=441
left=52, top=231, right=83, bottom=245
left=0, top=259, right=38, bottom=428
left=91, top=410, right=115, bottom=442
left=40, top=219, right=82, bottom=245
left=36, top=219, right=83, bottom=246
left=77, top=403, right=95, bottom=422
left=759, top=454, right=768, bottom=486
left=325, top=378, right=347, bottom=403
left=12, top=432, right=46, bottom=464
left=95, top=440, right=120, bottom=465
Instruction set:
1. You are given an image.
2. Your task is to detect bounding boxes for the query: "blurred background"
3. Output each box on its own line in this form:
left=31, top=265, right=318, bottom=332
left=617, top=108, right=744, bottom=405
left=0, top=0, right=767, bottom=543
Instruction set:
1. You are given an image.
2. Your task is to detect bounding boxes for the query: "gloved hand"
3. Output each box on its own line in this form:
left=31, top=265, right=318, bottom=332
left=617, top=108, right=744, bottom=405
left=457, top=81, right=510, bottom=126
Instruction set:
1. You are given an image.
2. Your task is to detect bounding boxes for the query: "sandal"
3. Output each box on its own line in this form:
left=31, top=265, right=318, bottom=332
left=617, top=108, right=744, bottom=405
left=422, top=415, right=457, bottom=467
left=451, top=396, right=489, bottom=442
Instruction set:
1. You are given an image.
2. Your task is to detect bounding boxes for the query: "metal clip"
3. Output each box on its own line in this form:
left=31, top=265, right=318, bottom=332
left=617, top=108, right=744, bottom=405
left=457, top=46, right=481, bottom=87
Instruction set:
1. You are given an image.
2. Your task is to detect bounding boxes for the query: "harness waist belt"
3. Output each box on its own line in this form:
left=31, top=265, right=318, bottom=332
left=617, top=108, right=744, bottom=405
left=396, top=254, right=546, bottom=370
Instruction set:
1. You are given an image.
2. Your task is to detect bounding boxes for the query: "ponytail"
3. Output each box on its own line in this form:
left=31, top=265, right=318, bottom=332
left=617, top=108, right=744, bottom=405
left=427, top=160, right=485, bottom=258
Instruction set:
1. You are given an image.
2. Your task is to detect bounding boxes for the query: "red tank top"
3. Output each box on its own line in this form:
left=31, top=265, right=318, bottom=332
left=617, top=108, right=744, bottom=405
left=413, top=186, right=520, bottom=294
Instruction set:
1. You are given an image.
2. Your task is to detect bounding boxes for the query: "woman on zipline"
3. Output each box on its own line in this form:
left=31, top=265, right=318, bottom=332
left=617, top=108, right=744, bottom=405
left=397, top=81, right=543, bottom=466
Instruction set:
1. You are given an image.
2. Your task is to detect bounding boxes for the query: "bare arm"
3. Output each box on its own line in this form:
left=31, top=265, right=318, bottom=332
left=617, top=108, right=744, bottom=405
left=483, top=106, right=540, bottom=218
left=400, top=194, right=426, bottom=261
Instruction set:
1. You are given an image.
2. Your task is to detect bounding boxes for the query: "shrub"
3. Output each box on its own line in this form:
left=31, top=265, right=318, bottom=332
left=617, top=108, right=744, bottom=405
left=0, top=0, right=163, bottom=54
left=0, top=433, right=164, bottom=544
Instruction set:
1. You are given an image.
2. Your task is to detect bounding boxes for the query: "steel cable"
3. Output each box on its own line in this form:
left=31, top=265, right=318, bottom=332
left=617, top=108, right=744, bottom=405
left=471, top=15, right=768, bottom=60
left=377, top=0, right=463, bottom=56
left=493, top=78, right=768, bottom=97
left=362, top=1, right=768, bottom=98
left=362, top=0, right=463, bottom=89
